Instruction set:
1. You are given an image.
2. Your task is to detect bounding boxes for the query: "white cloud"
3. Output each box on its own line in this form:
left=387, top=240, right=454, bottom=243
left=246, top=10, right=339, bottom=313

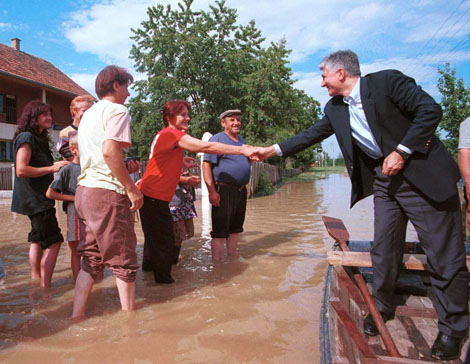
left=63, top=0, right=432, bottom=66
left=70, top=73, right=97, bottom=97
left=404, top=1, right=470, bottom=43
left=62, top=0, right=470, bottom=102
left=63, top=0, right=155, bottom=67
left=293, top=71, right=328, bottom=106
left=0, top=22, right=12, bottom=29
left=63, top=0, right=219, bottom=67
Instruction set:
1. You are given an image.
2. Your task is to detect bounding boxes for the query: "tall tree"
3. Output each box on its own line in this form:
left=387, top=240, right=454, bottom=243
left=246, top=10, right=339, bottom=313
left=128, top=0, right=322, bottom=167
left=437, top=63, right=470, bottom=159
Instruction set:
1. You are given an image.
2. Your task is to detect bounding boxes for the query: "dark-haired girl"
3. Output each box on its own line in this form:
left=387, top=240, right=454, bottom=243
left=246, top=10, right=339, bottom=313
left=11, top=100, right=69, bottom=288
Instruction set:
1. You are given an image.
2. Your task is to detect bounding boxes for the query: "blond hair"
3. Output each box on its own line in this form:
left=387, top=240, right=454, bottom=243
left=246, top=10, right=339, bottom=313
left=70, top=95, right=95, bottom=117
left=68, top=130, right=79, bottom=149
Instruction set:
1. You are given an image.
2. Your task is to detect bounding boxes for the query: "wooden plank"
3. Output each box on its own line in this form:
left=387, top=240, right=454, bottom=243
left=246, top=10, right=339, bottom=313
left=330, top=299, right=378, bottom=359
left=335, top=266, right=367, bottom=312
left=368, top=357, right=441, bottom=364
left=327, top=251, right=470, bottom=271
left=397, top=315, right=435, bottom=361
left=395, top=306, right=437, bottom=319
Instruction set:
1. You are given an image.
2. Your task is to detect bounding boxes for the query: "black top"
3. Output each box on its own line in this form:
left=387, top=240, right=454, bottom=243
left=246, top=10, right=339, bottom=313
left=11, top=132, right=55, bottom=216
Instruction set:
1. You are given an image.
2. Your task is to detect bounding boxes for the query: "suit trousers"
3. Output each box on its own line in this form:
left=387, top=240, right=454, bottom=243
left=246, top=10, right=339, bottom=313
left=371, top=165, right=469, bottom=337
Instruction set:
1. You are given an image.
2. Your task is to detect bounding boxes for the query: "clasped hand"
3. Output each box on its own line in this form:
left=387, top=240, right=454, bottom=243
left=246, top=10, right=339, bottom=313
left=241, top=145, right=277, bottom=162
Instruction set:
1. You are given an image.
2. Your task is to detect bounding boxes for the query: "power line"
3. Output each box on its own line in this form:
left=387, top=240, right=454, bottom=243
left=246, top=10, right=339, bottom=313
left=405, top=0, right=466, bottom=73
left=438, top=35, right=470, bottom=66
left=416, top=5, right=470, bottom=70
left=406, top=0, right=469, bottom=75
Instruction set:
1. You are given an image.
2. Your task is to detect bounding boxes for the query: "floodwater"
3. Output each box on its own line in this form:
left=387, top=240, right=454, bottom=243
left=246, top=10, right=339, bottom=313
left=0, top=172, right=418, bottom=363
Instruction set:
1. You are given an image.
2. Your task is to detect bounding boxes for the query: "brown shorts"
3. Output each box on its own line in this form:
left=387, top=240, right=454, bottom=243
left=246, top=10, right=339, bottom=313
left=173, top=219, right=194, bottom=245
left=75, top=186, right=138, bottom=282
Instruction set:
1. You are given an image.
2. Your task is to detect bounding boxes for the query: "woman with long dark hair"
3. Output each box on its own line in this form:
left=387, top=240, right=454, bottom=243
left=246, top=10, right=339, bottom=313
left=11, top=100, right=69, bottom=288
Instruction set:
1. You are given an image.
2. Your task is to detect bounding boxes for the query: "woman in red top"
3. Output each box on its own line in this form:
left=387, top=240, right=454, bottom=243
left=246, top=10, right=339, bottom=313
left=139, top=100, right=257, bottom=284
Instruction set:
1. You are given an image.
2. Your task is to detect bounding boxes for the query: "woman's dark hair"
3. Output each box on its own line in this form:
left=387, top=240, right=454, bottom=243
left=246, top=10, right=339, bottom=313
left=14, top=100, right=51, bottom=140
left=162, top=100, right=191, bottom=127
left=95, top=65, right=134, bottom=98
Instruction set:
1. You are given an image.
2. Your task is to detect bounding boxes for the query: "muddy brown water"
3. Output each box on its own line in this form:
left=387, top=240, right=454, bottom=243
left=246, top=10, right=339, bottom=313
left=0, top=172, right=417, bottom=363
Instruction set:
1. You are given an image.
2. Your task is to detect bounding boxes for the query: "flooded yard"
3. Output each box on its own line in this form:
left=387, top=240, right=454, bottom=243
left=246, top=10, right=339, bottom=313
left=0, top=172, right=417, bottom=363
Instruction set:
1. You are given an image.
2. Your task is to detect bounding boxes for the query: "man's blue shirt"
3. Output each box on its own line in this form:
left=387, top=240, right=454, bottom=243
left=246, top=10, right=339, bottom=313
left=203, top=132, right=251, bottom=186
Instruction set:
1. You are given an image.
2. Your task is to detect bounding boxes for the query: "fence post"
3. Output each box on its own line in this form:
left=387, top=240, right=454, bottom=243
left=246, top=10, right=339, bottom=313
left=199, top=132, right=213, bottom=236
left=11, top=164, right=15, bottom=190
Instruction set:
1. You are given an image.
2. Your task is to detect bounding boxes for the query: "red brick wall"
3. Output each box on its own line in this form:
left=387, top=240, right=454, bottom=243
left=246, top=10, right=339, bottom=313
left=0, top=74, right=74, bottom=130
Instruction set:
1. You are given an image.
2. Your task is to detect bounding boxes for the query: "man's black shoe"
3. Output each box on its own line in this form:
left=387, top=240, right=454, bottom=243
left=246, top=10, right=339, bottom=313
left=363, top=312, right=393, bottom=336
left=431, top=332, right=463, bottom=361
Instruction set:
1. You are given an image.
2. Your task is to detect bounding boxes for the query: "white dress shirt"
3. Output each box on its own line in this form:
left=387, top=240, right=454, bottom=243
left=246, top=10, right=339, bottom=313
left=343, top=80, right=382, bottom=159
left=274, top=78, right=412, bottom=157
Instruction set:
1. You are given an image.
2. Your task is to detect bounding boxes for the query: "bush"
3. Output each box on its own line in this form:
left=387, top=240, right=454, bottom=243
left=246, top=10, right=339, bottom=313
left=254, top=173, right=274, bottom=197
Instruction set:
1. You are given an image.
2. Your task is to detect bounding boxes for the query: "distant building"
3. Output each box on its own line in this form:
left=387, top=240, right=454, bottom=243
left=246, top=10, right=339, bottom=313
left=0, top=38, right=91, bottom=167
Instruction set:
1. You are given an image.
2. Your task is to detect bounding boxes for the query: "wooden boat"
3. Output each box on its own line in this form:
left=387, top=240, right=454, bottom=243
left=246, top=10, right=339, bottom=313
left=320, top=216, right=470, bottom=364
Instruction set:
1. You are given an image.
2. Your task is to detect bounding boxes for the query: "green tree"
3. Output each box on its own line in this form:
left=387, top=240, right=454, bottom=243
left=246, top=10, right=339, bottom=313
left=437, top=63, right=470, bottom=159
left=128, top=0, right=322, bottom=167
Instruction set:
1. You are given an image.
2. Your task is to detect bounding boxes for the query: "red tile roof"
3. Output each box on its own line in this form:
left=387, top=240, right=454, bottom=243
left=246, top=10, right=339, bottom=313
left=0, top=42, right=90, bottom=96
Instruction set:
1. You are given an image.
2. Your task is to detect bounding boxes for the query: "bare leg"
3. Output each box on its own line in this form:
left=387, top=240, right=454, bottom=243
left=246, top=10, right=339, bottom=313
left=226, top=233, right=240, bottom=258
left=29, top=242, right=42, bottom=281
left=40, top=242, right=62, bottom=288
left=68, top=241, right=80, bottom=281
left=211, top=238, right=225, bottom=262
left=72, top=269, right=95, bottom=318
left=115, top=278, right=135, bottom=311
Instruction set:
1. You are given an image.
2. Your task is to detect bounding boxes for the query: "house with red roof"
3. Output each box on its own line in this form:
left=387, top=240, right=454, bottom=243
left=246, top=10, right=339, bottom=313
left=0, top=38, right=91, bottom=169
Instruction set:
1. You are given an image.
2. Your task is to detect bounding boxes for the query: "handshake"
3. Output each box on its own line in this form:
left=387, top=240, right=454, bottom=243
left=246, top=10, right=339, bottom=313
left=241, top=144, right=277, bottom=162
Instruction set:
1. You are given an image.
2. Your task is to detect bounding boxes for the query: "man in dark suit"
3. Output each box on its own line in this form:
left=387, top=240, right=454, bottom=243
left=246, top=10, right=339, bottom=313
left=258, top=50, right=468, bottom=360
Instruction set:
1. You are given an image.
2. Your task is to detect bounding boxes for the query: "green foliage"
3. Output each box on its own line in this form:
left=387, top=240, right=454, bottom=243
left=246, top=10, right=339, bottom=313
left=127, top=0, right=323, bottom=164
left=437, top=63, right=470, bottom=160
left=254, top=172, right=274, bottom=197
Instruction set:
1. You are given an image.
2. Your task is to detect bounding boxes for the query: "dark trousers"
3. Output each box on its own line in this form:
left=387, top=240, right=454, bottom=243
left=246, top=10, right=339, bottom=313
left=140, top=195, right=175, bottom=283
left=371, top=166, right=469, bottom=337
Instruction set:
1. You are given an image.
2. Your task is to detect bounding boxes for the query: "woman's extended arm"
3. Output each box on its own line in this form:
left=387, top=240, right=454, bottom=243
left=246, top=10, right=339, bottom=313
left=177, top=134, right=259, bottom=158
left=16, top=144, right=69, bottom=178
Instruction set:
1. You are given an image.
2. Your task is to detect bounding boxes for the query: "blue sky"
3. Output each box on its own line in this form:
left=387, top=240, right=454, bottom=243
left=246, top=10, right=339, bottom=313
left=1, top=0, right=470, bottom=156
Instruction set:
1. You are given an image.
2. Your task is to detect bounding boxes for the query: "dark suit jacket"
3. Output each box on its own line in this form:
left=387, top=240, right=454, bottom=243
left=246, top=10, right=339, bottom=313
left=279, top=70, right=459, bottom=207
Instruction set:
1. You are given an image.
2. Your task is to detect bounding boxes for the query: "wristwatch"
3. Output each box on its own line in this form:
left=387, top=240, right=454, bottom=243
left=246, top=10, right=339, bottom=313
left=395, top=148, right=410, bottom=160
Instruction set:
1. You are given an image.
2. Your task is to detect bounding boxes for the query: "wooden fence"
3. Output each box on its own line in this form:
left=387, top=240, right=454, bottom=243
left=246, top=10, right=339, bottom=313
left=0, top=167, right=13, bottom=190
left=248, top=162, right=281, bottom=196
left=281, top=167, right=303, bottom=177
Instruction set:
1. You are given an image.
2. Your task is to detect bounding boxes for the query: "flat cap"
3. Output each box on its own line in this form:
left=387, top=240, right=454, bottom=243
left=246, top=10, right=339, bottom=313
left=219, top=109, right=242, bottom=119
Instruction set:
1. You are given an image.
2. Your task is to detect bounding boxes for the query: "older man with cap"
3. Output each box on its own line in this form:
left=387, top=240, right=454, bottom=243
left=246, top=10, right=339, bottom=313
left=203, top=109, right=251, bottom=262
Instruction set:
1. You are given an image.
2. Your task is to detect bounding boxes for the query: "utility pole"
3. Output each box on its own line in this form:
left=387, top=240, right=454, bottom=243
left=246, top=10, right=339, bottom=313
left=331, top=141, right=335, bottom=168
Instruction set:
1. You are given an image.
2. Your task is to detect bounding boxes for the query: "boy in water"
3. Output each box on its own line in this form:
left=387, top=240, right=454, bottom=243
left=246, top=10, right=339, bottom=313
left=46, top=131, right=82, bottom=280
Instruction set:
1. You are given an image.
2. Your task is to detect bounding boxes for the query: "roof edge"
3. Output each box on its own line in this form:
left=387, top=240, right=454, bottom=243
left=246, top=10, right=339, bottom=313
left=0, top=69, right=90, bottom=98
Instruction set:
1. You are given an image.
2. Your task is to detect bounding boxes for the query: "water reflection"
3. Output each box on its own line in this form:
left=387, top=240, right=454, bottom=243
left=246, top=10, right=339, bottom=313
left=0, top=172, right=417, bottom=363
